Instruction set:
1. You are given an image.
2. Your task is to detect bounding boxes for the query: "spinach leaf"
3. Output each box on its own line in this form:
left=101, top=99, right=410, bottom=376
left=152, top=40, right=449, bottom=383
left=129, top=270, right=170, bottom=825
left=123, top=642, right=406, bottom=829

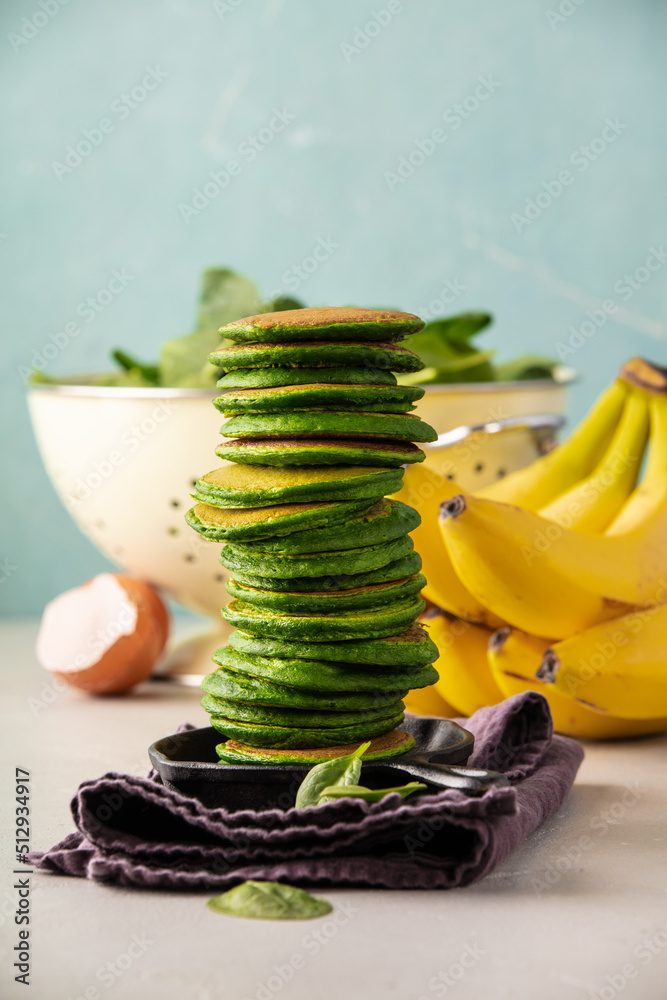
left=28, top=370, right=60, bottom=384
left=159, top=268, right=263, bottom=388
left=397, top=351, right=496, bottom=387
left=403, top=312, right=492, bottom=365
left=294, top=741, right=371, bottom=809
left=401, top=312, right=496, bottom=384
left=400, top=311, right=559, bottom=386
left=270, top=295, right=303, bottom=312
left=207, top=881, right=332, bottom=920
left=318, top=782, right=427, bottom=803
left=494, top=355, right=559, bottom=382
left=425, top=312, right=493, bottom=349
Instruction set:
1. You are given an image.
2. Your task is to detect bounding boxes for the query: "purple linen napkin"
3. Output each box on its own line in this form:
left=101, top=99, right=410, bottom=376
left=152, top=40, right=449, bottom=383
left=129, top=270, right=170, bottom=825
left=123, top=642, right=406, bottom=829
left=28, top=692, right=583, bottom=890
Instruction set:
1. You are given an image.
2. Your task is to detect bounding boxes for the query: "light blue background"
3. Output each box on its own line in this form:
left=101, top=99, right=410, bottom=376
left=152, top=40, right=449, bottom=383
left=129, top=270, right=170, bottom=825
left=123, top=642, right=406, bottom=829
left=2, top=0, right=666, bottom=614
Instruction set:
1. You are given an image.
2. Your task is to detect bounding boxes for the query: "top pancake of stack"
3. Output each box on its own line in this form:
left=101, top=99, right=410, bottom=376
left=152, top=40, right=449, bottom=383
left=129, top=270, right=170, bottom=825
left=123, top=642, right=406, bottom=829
left=214, top=306, right=424, bottom=343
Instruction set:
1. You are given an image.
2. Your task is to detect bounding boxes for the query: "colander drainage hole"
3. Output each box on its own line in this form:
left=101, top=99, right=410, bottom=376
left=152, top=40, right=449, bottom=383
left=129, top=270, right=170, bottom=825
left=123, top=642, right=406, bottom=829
left=474, top=462, right=485, bottom=474
left=170, top=499, right=180, bottom=508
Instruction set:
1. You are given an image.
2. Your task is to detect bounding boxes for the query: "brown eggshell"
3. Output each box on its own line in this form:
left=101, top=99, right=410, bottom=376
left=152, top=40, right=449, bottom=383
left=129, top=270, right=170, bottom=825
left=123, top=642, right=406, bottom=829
left=115, top=575, right=170, bottom=660
left=36, top=573, right=170, bottom=695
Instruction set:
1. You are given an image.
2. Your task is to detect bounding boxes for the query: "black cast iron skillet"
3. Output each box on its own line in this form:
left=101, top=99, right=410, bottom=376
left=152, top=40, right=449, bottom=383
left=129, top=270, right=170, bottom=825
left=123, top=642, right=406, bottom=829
left=149, top=717, right=509, bottom=811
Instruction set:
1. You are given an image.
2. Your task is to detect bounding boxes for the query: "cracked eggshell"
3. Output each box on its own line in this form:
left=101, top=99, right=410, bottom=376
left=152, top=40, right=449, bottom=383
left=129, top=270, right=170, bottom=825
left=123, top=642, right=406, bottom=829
left=36, top=573, right=170, bottom=694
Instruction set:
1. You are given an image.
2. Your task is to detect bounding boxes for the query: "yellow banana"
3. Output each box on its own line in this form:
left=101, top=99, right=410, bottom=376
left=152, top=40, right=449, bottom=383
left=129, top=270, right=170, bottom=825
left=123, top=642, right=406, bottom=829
left=425, top=611, right=504, bottom=716
left=537, top=604, right=667, bottom=720
left=607, top=360, right=667, bottom=534
left=439, top=491, right=634, bottom=637
left=439, top=380, right=667, bottom=636
left=392, top=465, right=505, bottom=627
left=479, top=379, right=627, bottom=509
left=487, top=627, right=667, bottom=739
left=538, top=388, right=649, bottom=532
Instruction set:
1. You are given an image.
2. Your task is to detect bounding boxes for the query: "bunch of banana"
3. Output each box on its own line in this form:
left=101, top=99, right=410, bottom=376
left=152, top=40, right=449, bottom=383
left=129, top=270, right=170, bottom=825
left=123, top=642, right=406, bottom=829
left=394, top=358, right=667, bottom=738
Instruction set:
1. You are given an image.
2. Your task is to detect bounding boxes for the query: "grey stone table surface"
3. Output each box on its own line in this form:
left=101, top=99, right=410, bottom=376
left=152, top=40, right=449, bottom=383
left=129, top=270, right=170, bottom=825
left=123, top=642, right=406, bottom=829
left=1, top=619, right=666, bottom=1000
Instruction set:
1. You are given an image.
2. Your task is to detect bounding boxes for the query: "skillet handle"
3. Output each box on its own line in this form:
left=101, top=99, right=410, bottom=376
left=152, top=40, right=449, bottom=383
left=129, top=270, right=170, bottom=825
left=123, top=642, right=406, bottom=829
left=398, top=759, right=510, bottom=797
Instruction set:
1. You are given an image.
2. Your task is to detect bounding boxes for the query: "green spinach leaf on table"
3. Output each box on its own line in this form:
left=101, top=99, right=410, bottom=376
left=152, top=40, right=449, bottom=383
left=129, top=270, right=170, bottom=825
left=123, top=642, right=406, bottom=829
left=207, top=881, right=332, bottom=920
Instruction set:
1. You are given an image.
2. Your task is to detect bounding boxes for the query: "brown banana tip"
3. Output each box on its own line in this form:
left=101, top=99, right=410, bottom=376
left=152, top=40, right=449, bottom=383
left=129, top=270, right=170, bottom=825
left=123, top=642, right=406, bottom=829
left=420, top=606, right=441, bottom=621
left=536, top=649, right=559, bottom=683
left=439, top=494, right=466, bottom=519
left=619, top=357, right=667, bottom=394
left=488, top=627, right=511, bottom=653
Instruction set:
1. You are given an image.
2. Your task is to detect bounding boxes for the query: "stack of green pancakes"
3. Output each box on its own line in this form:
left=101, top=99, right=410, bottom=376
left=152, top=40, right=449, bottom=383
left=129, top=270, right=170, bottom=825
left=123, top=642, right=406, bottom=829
left=187, top=306, right=440, bottom=765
